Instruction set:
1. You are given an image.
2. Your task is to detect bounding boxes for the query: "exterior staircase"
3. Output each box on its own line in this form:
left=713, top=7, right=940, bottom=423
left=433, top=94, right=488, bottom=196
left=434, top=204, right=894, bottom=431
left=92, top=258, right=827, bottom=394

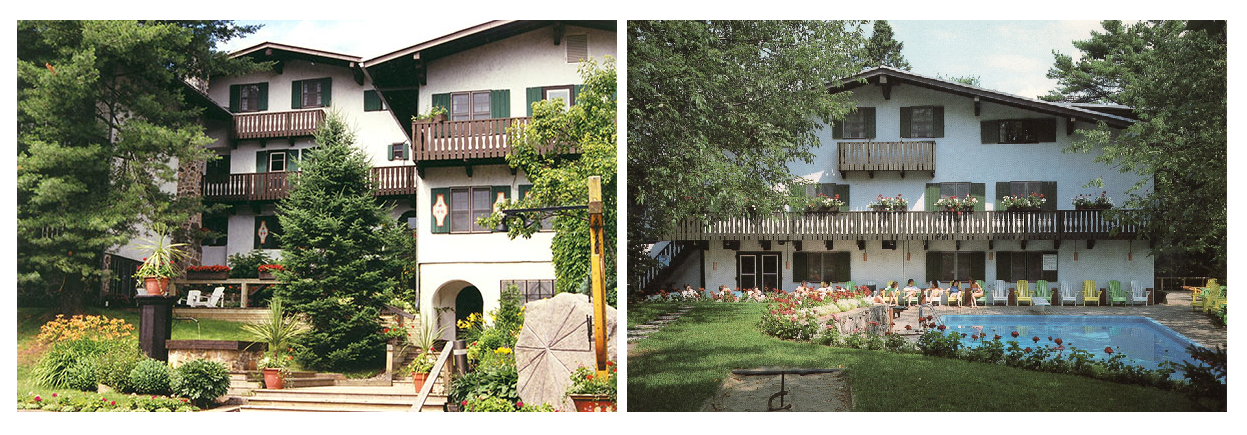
left=633, top=241, right=700, bottom=293
left=232, top=350, right=450, bottom=412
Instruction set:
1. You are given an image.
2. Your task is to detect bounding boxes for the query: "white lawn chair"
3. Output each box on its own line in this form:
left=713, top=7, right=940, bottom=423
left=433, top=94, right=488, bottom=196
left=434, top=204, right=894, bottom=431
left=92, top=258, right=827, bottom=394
left=203, top=287, right=225, bottom=308
left=1058, top=282, right=1079, bottom=306
left=991, top=280, right=1009, bottom=305
left=180, top=290, right=203, bottom=307
left=1129, top=280, right=1148, bottom=306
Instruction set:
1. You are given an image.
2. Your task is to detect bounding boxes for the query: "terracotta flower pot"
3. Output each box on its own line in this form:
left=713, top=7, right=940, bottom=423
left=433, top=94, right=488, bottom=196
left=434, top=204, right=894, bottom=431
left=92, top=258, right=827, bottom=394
left=569, top=394, right=615, bottom=412
left=143, top=277, right=170, bottom=296
left=411, top=373, right=429, bottom=393
left=262, top=368, right=284, bottom=389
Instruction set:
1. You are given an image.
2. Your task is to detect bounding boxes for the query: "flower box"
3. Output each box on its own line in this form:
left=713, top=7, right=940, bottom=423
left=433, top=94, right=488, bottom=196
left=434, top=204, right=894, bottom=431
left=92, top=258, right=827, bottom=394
left=568, top=394, right=616, bottom=412
left=1076, top=205, right=1112, bottom=211
left=1006, top=206, right=1042, bottom=212
left=185, top=270, right=229, bottom=280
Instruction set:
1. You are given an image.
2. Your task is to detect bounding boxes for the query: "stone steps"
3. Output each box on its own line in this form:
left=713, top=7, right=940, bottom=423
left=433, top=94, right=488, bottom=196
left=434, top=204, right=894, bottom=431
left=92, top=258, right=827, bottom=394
left=237, top=389, right=446, bottom=412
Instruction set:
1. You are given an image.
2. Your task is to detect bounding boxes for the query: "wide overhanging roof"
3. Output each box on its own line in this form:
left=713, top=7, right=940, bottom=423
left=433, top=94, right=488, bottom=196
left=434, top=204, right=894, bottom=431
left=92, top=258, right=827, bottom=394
left=831, top=66, right=1135, bottom=129
left=230, top=41, right=362, bottom=67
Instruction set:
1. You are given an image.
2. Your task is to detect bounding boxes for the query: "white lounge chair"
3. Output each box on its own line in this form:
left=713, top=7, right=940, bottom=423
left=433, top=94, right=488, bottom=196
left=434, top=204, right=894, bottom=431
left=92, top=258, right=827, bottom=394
left=204, top=287, right=225, bottom=307
left=184, top=287, right=225, bottom=308
left=1129, top=280, right=1148, bottom=306
left=991, top=280, right=1009, bottom=305
left=180, top=290, right=203, bottom=307
left=1058, top=282, right=1079, bottom=306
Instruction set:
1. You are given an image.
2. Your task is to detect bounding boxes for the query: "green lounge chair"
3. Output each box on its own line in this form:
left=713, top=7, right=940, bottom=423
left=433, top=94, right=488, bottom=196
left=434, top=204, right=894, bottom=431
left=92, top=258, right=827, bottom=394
left=1015, top=280, right=1033, bottom=306
left=1082, top=280, right=1101, bottom=306
left=973, top=280, right=988, bottom=306
left=1032, top=280, right=1052, bottom=306
left=1108, top=280, right=1128, bottom=306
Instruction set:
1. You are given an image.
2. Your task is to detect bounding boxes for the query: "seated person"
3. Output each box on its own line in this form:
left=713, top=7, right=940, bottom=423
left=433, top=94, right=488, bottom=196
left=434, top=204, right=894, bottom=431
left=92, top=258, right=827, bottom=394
left=947, top=280, right=963, bottom=303
left=881, top=281, right=900, bottom=304
left=716, top=285, right=730, bottom=299
left=682, top=284, right=698, bottom=298
left=925, top=280, right=943, bottom=304
left=902, top=279, right=922, bottom=301
left=968, top=280, right=985, bottom=302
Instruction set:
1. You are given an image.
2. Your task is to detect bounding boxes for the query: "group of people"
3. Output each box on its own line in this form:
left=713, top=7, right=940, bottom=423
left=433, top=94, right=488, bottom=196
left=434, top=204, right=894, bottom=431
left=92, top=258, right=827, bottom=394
left=660, top=279, right=986, bottom=305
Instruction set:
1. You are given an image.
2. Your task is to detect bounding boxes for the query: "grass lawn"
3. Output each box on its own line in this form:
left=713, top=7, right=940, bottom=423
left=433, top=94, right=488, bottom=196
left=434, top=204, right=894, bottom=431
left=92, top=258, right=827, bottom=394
left=627, top=303, right=1202, bottom=412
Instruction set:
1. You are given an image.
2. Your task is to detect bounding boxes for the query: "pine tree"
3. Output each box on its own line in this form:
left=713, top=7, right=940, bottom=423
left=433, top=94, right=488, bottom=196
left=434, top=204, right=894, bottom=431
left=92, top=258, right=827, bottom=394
left=275, top=111, right=410, bottom=371
left=863, top=20, right=911, bottom=70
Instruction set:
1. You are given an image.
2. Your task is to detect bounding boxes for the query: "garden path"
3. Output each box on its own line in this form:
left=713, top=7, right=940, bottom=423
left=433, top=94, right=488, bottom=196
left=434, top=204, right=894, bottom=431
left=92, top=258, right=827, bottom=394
left=626, top=305, right=692, bottom=353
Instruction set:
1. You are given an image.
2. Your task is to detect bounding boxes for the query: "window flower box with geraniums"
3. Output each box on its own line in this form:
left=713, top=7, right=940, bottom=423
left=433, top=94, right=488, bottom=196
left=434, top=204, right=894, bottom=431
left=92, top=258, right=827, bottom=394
left=1000, top=192, right=1047, bottom=211
left=806, top=193, right=845, bottom=212
left=868, top=194, right=908, bottom=212
left=933, top=195, right=978, bottom=214
left=184, top=265, right=230, bottom=281
left=412, top=105, right=448, bottom=123
left=566, top=362, right=617, bottom=412
left=1072, top=192, right=1114, bottom=210
left=257, top=264, right=284, bottom=280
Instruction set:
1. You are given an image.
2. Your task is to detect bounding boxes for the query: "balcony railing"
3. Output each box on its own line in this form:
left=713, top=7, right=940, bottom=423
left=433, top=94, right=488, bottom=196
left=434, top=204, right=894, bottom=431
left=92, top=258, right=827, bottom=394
left=202, top=166, right=417, bottom=202
left=411, top=117, right=536, bottom=163
left=667, top=210, right=1144, bottom=241
left=837, top=141, right=935, bottom=175
left=232, top=109, right=325, bottom=140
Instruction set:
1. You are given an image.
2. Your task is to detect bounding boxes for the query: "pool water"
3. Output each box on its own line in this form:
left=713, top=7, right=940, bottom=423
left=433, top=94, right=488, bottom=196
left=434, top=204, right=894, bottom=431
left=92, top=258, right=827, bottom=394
left=940, top=315, right=1203, bottom=374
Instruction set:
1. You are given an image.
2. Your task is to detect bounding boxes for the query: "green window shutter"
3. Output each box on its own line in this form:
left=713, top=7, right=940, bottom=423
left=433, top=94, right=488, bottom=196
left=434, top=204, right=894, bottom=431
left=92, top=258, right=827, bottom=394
left=287, top=150, right=300, bottom=172
left=832, top=120, right=843, bottom=139
left=862, top=107, right=876, bottom=139
left=1038, top=118, right=1057, bottom=142
left=899, top=107, right=913, bottom=138
left=971, top=252, right=986, bottom=282
left=932, top=106, right=945, bottom=138
left=996, top=181, right=1010, bottom=207
left=254, top=216, right=282, bottom=249
left=526, top=87, right=542, bottom=117
left=925, top=183, right=939, bottom=211
left=386, top=143, right=395, bottom=161
left=291, top=80, right=303, bottom=109
left=490, top=89, right=511, bottom=118
left=257, top=83, right=269, bottom=111
left=364, top=90, right=382, bottom=111
left=402, top=142, right=410, bottom=160
left=430, top=93, right=451, bottom=114
left=834, top=252, right=851, bottom=283
left=571, top=84, right=585, bottom=105
left=1040, top=181, right=1057, bottom=211
left=518, top=184, right=533, bottom=202
left=996, top=251, right=1012, bottom=282
left=256, top=151, right=270, bottom=173
left=981, top=120, right=1000, bottom=144
left=229, top=84, right=241, bottom=112
left=792, top=252, right=807, bottom=283
left=833, top=184, right=850, bottom=212
left=489, top=185, right=510, bottom=231
left=971, top=183, right=986, bottom=211
left=320, top=77, right=332, bottom=106
left=926, top=252, right=942, bottom=285
left=430, top=187, right=451, bottom=234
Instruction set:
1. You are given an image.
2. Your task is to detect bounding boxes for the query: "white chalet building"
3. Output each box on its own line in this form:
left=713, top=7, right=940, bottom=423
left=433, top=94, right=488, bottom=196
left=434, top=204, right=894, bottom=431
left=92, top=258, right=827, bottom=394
left=647, top=66, right=1153, bottom=301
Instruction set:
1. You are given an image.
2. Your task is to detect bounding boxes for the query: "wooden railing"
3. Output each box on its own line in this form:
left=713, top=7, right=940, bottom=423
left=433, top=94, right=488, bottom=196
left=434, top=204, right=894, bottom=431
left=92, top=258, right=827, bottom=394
left=837, top=141, right=936, bottom=173
left=411, top=343, right=455, bottom=412
left=233, top=109, right=325, bottom=140
left=634, top=242, right=688, bottom=293
left=411, top=117, right=531, bottom=162
left=667, top=210, right=1145, bottom=241
left=202, top=166, right=417, bottom=201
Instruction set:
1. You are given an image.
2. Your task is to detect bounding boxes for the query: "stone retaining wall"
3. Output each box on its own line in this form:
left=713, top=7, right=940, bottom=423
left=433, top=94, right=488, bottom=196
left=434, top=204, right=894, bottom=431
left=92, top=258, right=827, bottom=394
left=823, top=304, right=891, bottom=336
left=166, top=340, right=266, bottom=371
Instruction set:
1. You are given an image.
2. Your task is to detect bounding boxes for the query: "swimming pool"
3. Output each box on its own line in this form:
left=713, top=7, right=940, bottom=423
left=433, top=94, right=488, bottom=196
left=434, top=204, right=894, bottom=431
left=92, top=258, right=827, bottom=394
left=940, top=315, right=1204, bottom=373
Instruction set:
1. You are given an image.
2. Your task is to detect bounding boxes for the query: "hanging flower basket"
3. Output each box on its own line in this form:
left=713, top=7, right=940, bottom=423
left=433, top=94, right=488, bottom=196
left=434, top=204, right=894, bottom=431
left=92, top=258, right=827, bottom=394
left=568, top=394, right=616, bottom=412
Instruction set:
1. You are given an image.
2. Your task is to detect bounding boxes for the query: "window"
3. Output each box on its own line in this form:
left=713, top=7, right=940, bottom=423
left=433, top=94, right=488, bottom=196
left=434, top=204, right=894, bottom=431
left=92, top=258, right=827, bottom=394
left=996, top=251, right=1058, bottom=282
left=229, top=82, right=267, bottom=112
left=1009, top=181, right=1043, bottom=197
left=941, top=182, right=970, bottom=199
left=451, top=91, right=491, bottom=121
left=926, top=251, right=985, bottom=283
left=543, top=85, right=574, bottom=111
left=565, top=34, right=588, bottom=63
left=997, top=181, right=1056, bottom=211
left=291, top=78, right=331, bottom=109
left=792, top=251, right=851, bottom=284
left=205, top=155, right=231, bottom=184
left=927, top=182, right=984, bottom=211
left=450, top=187, right=493, bottom=233
left=268, top=152, right=286, bottom=172
left=389, top=143, right=408, bottom=161
left=737, top=252, right=780, bottom=291
left=833, top=107, right=875, bottom=139
left=202, top=213, right=227, bottom=247
left=256, top=150, right=302, bottom=173
left=501, top=279, right=557, bottom=304
left=901, top=106, right=944, bottom=138
left=302, top=80, right=323, bottom=108
left=364, top=90, right=386, bottom=112
left=981, top=119, right=1057, bottom=144
left=791, top=182, right=849, bottom=212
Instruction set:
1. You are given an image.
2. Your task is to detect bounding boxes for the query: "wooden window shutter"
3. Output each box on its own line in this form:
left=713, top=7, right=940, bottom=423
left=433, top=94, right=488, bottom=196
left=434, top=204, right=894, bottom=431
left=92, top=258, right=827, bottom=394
left=981, top=120, right=1000, bottom=144
left=926, top=252, right=942, bottom=285
left=832, top=120, right=844, bottom=139
left=899, top=106, right=913, bottom=138
left=1040, top=181, right=1057, bottom=211
left=996, top=181, right=1010, bottom=206
left=256, top=151, right=270, bottom=173
left=518, top=184, right=533, bottom=202
left=402, top=143, right=410, bottom=160
left=291, top=80, right=303, bottom=109
left=1037, top=118, right=1057, bottom=142
left=429, top=187, right=451, bottom=234
left=971, top=251, right=986, bottom=282
left=364, top=90, right=382, bottom=111
left=571, top=84, right=585, bottom=106
left=792, top=252, right=807, bottom=283
left=834, top=252, right=851, bottom=283
left=833, top=184, right=850, bottom=212
left=862, top=107, right=876, bottom=139
left=971, top=183, right=986, bottom=211
left=320, top=77, right=332, bottom=106
left=526, top=87, right=542, bottom=117
left=257, top=83, right=269, bottom=111
left=229, top=85, right=241, bottom=112
left=489, top=90, right=511, bottom=118
left=996, top=251, right=1012, bottom=282
left=932, top=106, right=945, bottom=138
left=925, top=183, right=939, bottom=211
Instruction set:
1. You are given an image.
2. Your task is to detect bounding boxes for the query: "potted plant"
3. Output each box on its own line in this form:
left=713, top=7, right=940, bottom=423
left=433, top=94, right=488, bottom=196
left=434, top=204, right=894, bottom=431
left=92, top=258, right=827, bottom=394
left=806, top=193, right=845, bottom=212
left=406, top=351, right=435, bottom=392
left=1000, top=192, right=1046, bottom=211
left=132, top=227, right=189, bottom=296
left=868, top=194, right=908, bottom=212
left=1072, top=192, right=1114, bottom=210
left=566, top=362, right=617, bottom=412
left=412, top=106, right=448, bottom=123
left=241, top=297, right=309, bottom=389
left=403, top=315, right=447, bottom=392
left=933, top=196, right=978, bottom=215
left=184, top=265, right=230, bottom=280
left=257, top=264, right=284, bottom=280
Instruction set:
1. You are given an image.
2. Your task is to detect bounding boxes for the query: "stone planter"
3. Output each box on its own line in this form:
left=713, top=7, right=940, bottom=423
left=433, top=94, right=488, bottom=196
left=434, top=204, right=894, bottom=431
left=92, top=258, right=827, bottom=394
left=142, top=277, right=170, bottom=296
left=569, top=394, right=616, bottom=412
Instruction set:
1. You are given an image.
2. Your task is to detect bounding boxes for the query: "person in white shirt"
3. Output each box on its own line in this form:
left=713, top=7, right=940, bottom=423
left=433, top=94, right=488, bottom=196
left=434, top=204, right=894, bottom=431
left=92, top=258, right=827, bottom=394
left=902, top=279, right=922, bottom=303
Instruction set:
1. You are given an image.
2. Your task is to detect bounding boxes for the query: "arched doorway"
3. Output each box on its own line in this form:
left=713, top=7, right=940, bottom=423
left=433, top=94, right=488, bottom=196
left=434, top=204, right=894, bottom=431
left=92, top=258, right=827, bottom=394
left=455, top=286, right=484, bottom=333
left=430, top=280, right=485, bottom=340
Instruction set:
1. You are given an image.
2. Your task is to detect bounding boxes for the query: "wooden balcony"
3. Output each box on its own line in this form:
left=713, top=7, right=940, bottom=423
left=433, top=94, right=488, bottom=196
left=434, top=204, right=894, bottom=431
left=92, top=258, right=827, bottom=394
left=837, top=141, right=935, bottom=177
left=202, top=166, right=417, bottom=202
left=667, top=210, right=1145, bottom=241
left=411, top=117, right=531, bottom=163
left=232, top=109, right=325, bottom=141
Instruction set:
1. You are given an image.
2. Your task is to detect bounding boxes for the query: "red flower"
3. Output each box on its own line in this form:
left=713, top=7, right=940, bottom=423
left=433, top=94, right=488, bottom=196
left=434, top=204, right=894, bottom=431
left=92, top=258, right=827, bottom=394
left=971, top=334, right=979, bottom=340
left=1047, top=336, right=1053, bottom=341
left=937, top=325, right=946, bottom=331
left=926, top=316, right=934, bottom=321
left=1104, top=347, right=1114, bottom=354
left=516, top=401, right=524, bottom=408
left=1011, top=331, right=1019, bottom=338
left=606, top=361, right=614, bottom=366
left=110, top=400, right=116, bottom=406
left=1024, top=347, right=1032, bottom=353
left=1032, top=336, right=1040, bottom=343
left=1054, top=338, right=1062, bottom=345
left=51, top=393, right=56, bottom=397
left=152, top=395, right=157, bottom=399
left=34, top=396, right=41, bottom=402
left=993, top=334, right=1001, bottom=340
left=905, top=324, right=912, bottom=330
left=587, top=375, right=595, bottom=380
left=462, top=400, right=468, bottom=406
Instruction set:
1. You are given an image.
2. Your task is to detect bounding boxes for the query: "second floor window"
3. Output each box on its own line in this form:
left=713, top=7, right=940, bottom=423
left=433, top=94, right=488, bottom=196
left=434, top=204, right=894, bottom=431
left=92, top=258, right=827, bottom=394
left=543, top=85, right=574, bottom=111
left=982, top=119, right=1057, bottom=144
left=450, top=187, right=492, bottom=233
left=834, top=107, right=875, bottom=139
left=291, top=78, right=331, bottom=109
left=941, top=182, right=970, bottom=199
left=451, top=91, right=491, bottom=121
left=268, top=152, right=286, bottom=172
left=229, top=82, right=267, bottom=112
left=901, top=106, right=944, bottom=138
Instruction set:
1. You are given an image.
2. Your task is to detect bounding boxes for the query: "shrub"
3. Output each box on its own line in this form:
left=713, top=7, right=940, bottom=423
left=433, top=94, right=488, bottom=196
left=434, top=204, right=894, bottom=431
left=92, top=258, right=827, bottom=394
left=227, top=250, right=273, bottom=278
left=171, top=359, right=230, bottom=408
left=32, top=314, right=137, bottom=389
left=65, top=359, right=99, bottom=391
left=130, top=395, right=193, bottom=412
left=463, top=394, right=520, bottom=412
left=129, top=359, right=172, bottom=395
left=916, top=330, right=963, bottom=358
left=92, top=343, right=146, bottom=393
left=33, top=335, right=121, bottom=388
left=1175, top=344, right=1227, bottom=411
left=448, top=362, right=519, bottom=405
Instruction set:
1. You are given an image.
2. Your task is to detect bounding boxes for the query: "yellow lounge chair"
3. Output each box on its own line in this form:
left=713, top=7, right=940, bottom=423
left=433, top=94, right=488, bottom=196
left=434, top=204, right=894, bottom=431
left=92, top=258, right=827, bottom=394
left=1015, top=280, right=1032, bottom=306
left=1083, top=280, right=1101, bottom=306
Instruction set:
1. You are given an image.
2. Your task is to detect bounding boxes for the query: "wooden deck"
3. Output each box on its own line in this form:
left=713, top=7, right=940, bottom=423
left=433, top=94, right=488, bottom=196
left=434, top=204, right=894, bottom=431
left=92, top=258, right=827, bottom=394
left=202, top=166, right=417, bottom=202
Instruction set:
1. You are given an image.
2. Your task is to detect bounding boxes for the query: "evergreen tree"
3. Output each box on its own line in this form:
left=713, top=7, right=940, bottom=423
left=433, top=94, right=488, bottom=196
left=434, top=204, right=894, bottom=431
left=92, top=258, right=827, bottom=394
left=17, top=20, right=260, bottom=309
left=275, top=112, right=409, bottom=371
left=863, top=20, right=911, bottom=70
